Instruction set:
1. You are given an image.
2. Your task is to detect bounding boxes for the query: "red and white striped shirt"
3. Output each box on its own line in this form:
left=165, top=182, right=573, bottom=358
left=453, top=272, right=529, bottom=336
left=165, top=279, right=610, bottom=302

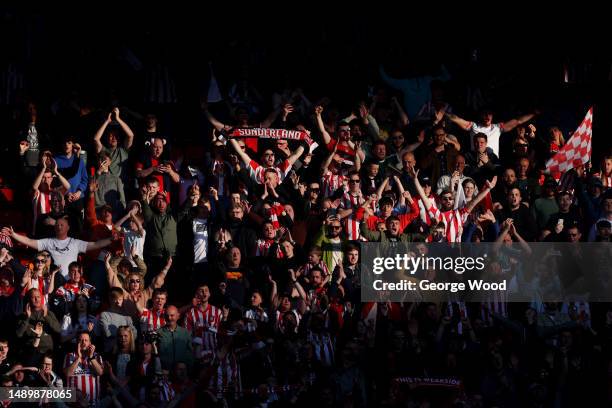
left=32, top=190, right=51, bottom=233
left=303, top=261, right=331, bottom=279
left=428, top=205, right=469, bottom=243
left=275, top=309, right=300, bottom=334
left=63, top=352, right=102, bottom=405
left=417, top=196, right=437, bottom=225
left=247, top=159, right=291, bottom=184
left=321, top=171, right=346, bottom=198
left=186, top=304, right=222, bottom=360
left=339, top=192, right=365, bottom=240
left=140, top=308, right=166, bottom=332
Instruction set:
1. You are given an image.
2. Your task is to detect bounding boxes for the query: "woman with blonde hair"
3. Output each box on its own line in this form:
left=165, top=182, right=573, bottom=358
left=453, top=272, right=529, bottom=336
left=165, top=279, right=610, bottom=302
left=548, top=127, right=566, bottom=156
left=21, top=251, right=59, bottom=307
left=107, top=325, right=136, bottom=387
left=105, top=253, right=171, bottom=319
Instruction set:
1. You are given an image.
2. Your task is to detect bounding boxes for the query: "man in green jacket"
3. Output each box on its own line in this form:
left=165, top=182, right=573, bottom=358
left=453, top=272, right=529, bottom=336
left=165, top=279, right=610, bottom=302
left=141, top=190, right=177, bottom=287
left=360, top=215, right=424, bottom=243
left=158, top=305, right=193, bottom=370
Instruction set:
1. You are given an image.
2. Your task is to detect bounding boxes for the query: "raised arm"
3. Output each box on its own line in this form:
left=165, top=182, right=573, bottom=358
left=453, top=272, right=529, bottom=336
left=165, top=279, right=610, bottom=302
left=289, top=269, right=307, bottom=301
left=229, top=138, right=253, bottom=167
left=105, top=253, right=127, bottom=296
left=376, top=177, right=390, bottom=200
left=2, top=227, right=38, bottom=250
left=201, top=101, right=228, bottom=131
left=465, top=176, right=496, bottom=214
left=93, top=112, right=112, bottom=154
left=86, top=236, right=113, bottom=252
left=493, top=219, right=513, bottom=253
left=407, top=166, right=433, bottom=210
left=509, top=222, right=532, bottom=256
left=31, top=164, right=47, bottom=193
left=445, top=112, right=472, bottom=131
left=51, top=160, right=71, bottom=193
left=150, top=257, right=172, bottom=290
left=260, top=107, right=281, bottom=128
left=501, top=113, right=536, bottom=133
left=321, top=145, right=338, bottom=175
left=354, top=141, right=363, bottom=172
left=314, top=105, right=332, bottom=145
left=46, top=269, right=59, bottom=295
left=391, top=96, right=409, bottom=127
left=394, top=176, right=406, bottom=207
left=113, top=108, right=135, bottom=150
left=113, top=207, right=136, bottom=230
left=286, top=144, right=305, bottom=167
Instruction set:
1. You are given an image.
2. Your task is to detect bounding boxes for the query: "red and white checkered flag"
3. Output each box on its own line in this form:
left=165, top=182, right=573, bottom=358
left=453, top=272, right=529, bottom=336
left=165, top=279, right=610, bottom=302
left=546, top=107, right=593, bottom=175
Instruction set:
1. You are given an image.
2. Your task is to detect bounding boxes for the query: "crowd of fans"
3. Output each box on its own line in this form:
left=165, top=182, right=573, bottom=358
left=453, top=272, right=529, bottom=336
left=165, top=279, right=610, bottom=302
left=0, top=55, right=610, bottom=408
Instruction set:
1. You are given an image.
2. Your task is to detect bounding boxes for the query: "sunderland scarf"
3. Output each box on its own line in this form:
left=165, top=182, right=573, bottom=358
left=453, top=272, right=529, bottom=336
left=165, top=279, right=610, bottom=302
left=227, top=127, right=311, bottom=140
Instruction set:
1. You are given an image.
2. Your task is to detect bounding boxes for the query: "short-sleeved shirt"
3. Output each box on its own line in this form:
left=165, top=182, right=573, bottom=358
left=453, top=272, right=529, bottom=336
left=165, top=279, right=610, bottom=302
left=63, top=352, right=103, bottom=404
left=468, top=122, right=504, bottom=157
left=428, top=205, right=469, bottom=243
left=102, top=146, right=129, bottom=177
left=37, top=238, right=89, bottom=279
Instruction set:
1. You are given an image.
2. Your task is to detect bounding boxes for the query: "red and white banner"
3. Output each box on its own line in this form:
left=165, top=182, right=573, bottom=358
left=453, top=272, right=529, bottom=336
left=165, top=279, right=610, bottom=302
left=228, top=127, right=310, bottom=141
left=545, top=107, right=593, bottom=175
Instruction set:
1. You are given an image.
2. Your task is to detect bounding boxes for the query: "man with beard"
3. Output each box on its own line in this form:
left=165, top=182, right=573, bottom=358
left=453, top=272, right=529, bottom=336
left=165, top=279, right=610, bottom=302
left=411, top=166, right=496, bottom=243
left=229, top=137, right=305, bottom=185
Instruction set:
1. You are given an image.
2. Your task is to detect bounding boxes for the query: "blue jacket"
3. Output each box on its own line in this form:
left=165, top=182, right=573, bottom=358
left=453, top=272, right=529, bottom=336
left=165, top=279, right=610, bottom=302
left=55, top=154, right=88, bottom=194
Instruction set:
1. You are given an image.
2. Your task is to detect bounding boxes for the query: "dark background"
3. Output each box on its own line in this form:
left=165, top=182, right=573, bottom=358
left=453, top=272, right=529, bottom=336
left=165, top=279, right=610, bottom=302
left=0, top=7, right=610, bottom=157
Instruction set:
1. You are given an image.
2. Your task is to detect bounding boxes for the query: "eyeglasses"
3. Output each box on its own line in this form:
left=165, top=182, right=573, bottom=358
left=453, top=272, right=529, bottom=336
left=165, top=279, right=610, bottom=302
left=441, top=196, right=454, bottom=201
left=129, top=279, right=141, bottom=284
left=349, top=179, right=360, bottom=183
left=35, top=259, right=45, bottom=263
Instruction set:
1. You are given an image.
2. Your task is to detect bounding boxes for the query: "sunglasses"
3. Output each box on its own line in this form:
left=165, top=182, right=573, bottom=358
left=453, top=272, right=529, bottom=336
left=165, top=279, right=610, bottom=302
left=35, top=259, right=46, bottom=263
left=349, top=179, right=360, bottom=183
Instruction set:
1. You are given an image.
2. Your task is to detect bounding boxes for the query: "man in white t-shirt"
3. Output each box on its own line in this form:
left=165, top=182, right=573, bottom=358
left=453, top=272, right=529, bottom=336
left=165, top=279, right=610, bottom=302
left=2, top=216, right=115, bottom=279
left=443, top=109, right=536, bottom=157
